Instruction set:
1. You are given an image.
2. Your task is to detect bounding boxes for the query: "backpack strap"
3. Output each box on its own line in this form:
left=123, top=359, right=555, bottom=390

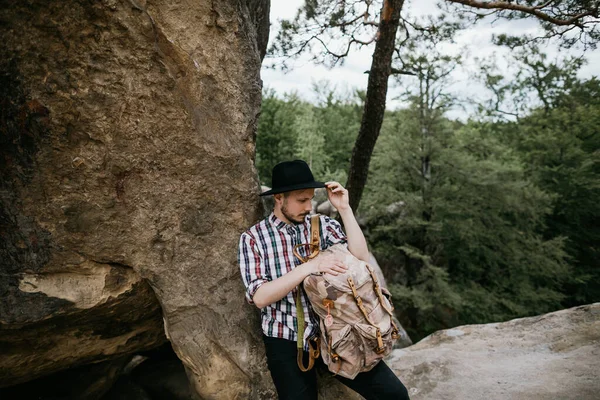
left=296, top=214, right=321, bottom=372
left=310, top=214, right=320, bottom=248
left=347, top=276, right=386, bottom=353
left=293, top=214, right=321, bottom=263
left=365, top=265, right=400, bottom=340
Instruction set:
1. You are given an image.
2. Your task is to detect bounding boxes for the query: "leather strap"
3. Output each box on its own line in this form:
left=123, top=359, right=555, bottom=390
left=295, top=215, right=321, bottom=372
left=366, top=265, right=400, bottom=340
left=293, top=215, right=321, bottom=262
left=323, top=321, right=342, bottom=376
left=348, top=276, right=387, bottom=354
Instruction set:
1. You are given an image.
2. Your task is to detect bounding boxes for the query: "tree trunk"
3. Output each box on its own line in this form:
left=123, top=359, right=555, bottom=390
left=346, top=0, right=405, bottom=212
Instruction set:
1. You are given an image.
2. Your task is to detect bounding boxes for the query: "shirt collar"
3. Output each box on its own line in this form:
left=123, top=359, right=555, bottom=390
left=269, top=212, right=287, bottom=231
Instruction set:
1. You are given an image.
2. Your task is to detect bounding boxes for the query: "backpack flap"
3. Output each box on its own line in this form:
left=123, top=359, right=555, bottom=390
left=312, top=244, right=373, bottom=293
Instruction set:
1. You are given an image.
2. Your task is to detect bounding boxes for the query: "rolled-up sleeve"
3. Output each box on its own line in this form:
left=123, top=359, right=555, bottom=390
left=323, top=215, right=348, bottom=248
left=238, top=232, right=269, bottom=305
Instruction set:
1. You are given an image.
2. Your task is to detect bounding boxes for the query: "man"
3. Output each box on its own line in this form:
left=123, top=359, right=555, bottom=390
left=239, top=160, right=409, bottom=400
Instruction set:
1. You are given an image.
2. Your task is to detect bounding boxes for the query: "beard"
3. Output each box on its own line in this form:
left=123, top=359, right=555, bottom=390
left=282, top=202, right=309, bottom=225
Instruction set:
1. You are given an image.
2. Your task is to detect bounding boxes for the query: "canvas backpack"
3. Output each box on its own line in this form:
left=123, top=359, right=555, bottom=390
left=294, top=215, right=400, bottom=380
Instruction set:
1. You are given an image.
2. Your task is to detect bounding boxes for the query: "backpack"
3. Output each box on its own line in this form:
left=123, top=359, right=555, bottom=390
left=294, top=215, right=400, bottom=380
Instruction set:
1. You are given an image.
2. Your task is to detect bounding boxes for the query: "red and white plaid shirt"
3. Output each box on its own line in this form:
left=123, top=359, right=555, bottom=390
left=238, top=212, right=347, bottom=348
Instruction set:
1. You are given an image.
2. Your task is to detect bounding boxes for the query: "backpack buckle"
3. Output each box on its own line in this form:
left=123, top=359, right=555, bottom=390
left=375, top=329, right=385, bottom=354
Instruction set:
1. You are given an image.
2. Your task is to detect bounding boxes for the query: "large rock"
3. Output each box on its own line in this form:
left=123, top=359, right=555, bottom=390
left=0, top=266, right=165, bottom=386
left=389, top=303, right=600, bottom=399
left=0, top=0, right=276, bottom=398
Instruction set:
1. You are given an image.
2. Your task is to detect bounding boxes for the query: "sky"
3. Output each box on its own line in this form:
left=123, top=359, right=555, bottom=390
left=262, top=0, right=600, bottom=120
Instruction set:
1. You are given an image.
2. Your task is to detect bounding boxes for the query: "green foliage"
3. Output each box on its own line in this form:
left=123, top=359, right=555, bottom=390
left=364, top=106, right=571, bottom=340
left=255, top=86, right=362, bottom=185
left=497, top=79, right=600, bottom=306
left=312, top=83, right=363, bottom=173
left=478, top=49, right=600, bottom=308
left=477, top=44, right=585, bottom=118
left=294, top=103, right=328, bottom=176
left=489, top=0, right=600, bottom=50
left=255, top=89, right=301, bottom=184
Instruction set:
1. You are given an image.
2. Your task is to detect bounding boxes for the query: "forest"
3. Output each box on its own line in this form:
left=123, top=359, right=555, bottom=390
left=256, top=43, right=599, bottom=341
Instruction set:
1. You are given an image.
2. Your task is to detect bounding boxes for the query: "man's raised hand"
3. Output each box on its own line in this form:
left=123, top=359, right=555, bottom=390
left=325, top=181, right=350, bottom=212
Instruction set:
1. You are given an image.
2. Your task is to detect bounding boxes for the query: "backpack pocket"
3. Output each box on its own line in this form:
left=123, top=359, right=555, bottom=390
left=321, top=323, right=362, bottom=379
left=354, top=303, right=394, bottom=369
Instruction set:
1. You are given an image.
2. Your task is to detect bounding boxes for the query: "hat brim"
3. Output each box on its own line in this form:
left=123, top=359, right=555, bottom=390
left=259, top=181, right=326, bottom=196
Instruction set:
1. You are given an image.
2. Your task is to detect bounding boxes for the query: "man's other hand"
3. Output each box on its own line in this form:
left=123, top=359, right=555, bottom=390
left=325, top=181, right=350, bottom=212
left=308, top=252, right=348, bottom=276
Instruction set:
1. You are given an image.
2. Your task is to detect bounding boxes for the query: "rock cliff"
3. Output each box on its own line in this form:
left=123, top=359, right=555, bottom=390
left=1, top=0, right=274, bottom=398
left=390, top=303, right=600, bottom=400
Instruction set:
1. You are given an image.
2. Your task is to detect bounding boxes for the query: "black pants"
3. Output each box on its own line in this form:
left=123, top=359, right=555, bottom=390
left=263, top=335, right=410, bottom=400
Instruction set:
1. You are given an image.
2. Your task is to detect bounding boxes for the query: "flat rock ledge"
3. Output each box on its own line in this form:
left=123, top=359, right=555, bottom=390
left=389, top=303, right=600, bottom=400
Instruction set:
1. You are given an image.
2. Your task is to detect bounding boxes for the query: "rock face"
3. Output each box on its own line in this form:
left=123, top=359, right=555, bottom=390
left=1, top=268, right=165, bottom=386
left=389, top=303, right=600, bottom=400
left=0, top=0, right=275, bottom=398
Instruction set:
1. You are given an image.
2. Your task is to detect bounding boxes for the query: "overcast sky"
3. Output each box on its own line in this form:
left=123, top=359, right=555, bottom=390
left=262, top=0, right=600, bottom=120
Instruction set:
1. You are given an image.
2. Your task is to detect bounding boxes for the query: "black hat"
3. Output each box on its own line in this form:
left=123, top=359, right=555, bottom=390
left=260, top=160, right=325, bottom=196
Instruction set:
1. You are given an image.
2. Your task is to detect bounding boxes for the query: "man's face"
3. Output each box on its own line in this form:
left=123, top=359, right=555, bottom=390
left=278, top=189, right=315, bottom=225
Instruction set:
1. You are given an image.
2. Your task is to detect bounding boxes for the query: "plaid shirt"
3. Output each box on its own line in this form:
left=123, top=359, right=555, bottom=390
left=238, top=212, right=347, bottom=348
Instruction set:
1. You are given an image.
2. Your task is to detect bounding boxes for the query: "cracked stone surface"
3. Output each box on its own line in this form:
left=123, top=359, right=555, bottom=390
left=389, top=303, right=600, bottom=400
left=0, top=0, right=278, bottom=398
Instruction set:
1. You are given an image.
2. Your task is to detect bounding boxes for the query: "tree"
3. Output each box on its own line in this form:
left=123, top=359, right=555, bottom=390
left=312, top=83, right=363, bottom=174
left=294, top=103, right=329, bottom=176
left=271, top=0, right=600, bottom=212
left=476, top=46, right=600, bottom=307
left=364, top=106, right=570, bottom=340
left=477, top=43, right=585, bottom=119
left=256, top=89, right=301, bottom=184
left=256, top=85, right=363, bottom=184
left=502, top=81, right=600, bottom=307
left=357, top=47, right=572, bottom=339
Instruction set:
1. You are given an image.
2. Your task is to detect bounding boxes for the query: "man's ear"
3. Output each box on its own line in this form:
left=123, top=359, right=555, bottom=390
left=273, top=193, right=283, bottom=205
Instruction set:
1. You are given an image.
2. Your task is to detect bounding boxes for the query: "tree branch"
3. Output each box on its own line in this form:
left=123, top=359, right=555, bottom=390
left=314, top=36, right=352, bottom=59
left=363, top=68, right=415, bottom=75
left=363, top=20, right=380, bottom=27
left=352, top=32, right=378, bottom=46
left=533, top=1, right=554, bottom=11
left=391, top=68, right=416, bottom=75
left=328, top=12, right=367, bottom=28
left=448, top=0, right=598, bottom=27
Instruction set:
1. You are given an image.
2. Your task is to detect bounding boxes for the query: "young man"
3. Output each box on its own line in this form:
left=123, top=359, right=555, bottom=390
left=239, top=160, right=409, bottom=400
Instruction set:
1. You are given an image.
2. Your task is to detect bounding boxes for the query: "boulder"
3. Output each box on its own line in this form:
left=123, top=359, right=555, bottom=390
left=0, top=268, right=165, bottom=386
left=316, top=199, right=336, bottom=217
left=389, top=303, right=600, bottom=399
left=0, top=0, right=276, bottom=398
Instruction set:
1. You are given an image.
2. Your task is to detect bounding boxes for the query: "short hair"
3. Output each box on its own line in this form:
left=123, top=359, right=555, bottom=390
left=274, top=192, right=291, bottom=199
